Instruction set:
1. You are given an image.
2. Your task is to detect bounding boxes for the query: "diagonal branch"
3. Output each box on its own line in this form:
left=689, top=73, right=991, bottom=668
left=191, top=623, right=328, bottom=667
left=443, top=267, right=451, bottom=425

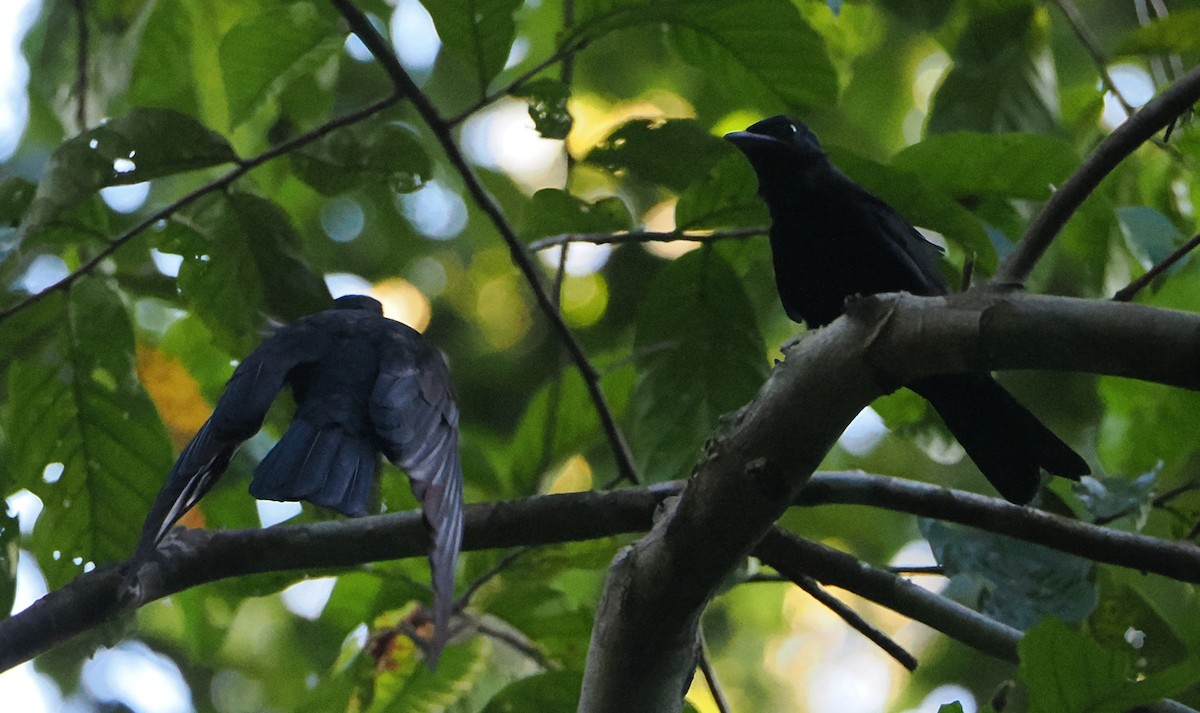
left=994, top=63, right=1200, bottom=286
left=330, top=0, right=641, bottom=484
left=578, top=290, right=1200, bottom=711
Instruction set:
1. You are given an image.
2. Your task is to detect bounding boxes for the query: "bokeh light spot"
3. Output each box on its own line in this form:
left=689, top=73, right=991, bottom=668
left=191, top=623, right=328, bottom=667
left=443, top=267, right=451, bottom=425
left=320, top=196, right=365, bottom=243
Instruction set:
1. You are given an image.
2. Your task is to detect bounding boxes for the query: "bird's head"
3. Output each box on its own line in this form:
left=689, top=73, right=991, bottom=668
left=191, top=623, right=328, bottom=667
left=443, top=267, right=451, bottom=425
left=725, top=116, right=826, bottom=174
left=332, top=295, right=384, bottom=314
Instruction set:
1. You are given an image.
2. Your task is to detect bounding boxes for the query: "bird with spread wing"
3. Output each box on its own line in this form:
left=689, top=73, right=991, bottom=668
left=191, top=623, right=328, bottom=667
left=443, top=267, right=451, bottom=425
left=131, top=294, right=463, bottom=666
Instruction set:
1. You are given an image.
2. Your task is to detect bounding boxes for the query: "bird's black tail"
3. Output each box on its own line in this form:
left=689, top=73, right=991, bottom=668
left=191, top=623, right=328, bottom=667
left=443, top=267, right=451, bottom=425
left=249, top=419, right=379, bottom=517
left=909, top=374, right=1089, bottom=504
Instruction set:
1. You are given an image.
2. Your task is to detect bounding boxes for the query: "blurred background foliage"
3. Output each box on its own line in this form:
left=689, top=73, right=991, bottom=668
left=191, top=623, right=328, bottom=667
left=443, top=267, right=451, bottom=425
left=0, top=0, right=1199, bottom=711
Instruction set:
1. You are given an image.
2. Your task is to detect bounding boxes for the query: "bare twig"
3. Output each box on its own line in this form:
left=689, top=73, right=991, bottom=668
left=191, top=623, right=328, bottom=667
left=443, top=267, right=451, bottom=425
left=474, top=617, right=557, bottom=670
left=888, top=565, right=944, bottom=576
left=444, top=39, right=588, bottom=128
left=756, top=527, right=1020, bottom=662
left=790, top=569, right=918, bottom=671
left=72, top=0, right=88, bottom=130
left=0, top=93, right=400, bottom=326
left=330, top=0, right=641, bottom=484
left=1050, top=0, right=1136, bottom=117
left=1113, top=233, right=1200, bottom=302
left=994, top=64, right=1200, bottom=286
left=697, top=628, right=733, bottom=713
left=454, top=547, right=532, bottom=611
left=528, top=227, right=766, bottom=253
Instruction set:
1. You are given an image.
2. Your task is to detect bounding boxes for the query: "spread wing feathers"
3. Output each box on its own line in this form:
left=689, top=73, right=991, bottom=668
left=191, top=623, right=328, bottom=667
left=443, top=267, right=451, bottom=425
left=248, top=420, right=379, bottom=517
left=370, top=346, right=463, bottom=668
left=132, top=320, right=331, bottom=564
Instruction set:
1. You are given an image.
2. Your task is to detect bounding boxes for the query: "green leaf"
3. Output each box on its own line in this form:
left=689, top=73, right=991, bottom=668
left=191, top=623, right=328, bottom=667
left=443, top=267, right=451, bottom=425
left=629, top=249, right=767, bottom=483
left=359, top=629, right=489, bottom=712
left=0, top=284, right=172, bottom=589
left=128, top=0, right=201, bottom=114
left=891, top=132, right=1078, bottom=200
left=421, top=0, right=521, bottom=94
left=675, top=154, right=767, bottom=230
left=923, top=520, right=1096, bottom=630
left=1117, top=9, right=1200, bottom=55
left=291, top=122, right=433, bottom=196
left=522, top=189, right=633, bottom=240
left=927, top=4, right=1058, bottom=134
left=1019, top=618, right=1200, bottom=713
left=482, top=671, right=582, bottom=713
left=1097, top=378, right=1200, bottom=476
left=19, top=108, right=237, bottom=238
left=937, top=704, right=965, bottom=713
left=1072, top=471, right=1156, bottom=530
left=0, top=178, right=36, bottom=226
left=570, top=0, right=837, bottom=110
left=0, top=509, right=18, bottom=617
left=513, top=78, right=573, bottom=140
left=1117, top=206, right=1186, bottom=271
left=164, top=193, right=331, bottom=354
left=827, top=146, right=997, bottom=273
left=219, top=3, right=341, bottom=127
left=506, top=362, right=635, bottom=493
left=584, top=119, right=734, bottom=192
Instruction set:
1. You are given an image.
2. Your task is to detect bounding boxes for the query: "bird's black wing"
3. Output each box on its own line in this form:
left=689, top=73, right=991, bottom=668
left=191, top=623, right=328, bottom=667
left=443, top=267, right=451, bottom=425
left=369, top=325, right=463, bottom=667
left=132, top=317, right=334, bottom=563
left=855, top=186, right=948, bottom=296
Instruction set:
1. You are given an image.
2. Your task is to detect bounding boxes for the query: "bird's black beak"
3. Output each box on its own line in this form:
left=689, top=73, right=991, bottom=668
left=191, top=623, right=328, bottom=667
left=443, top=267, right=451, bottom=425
left=723, top=130, right=776, bottom=149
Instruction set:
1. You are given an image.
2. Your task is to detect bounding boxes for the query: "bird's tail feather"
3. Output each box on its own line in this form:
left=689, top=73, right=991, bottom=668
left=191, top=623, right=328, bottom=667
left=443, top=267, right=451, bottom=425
left=250, top=420, right=379, bottom=517
left=399, top=426, right=463, bottom=669
left=131, top=421, right=238, bottom=567
left=910, top=374, right=1089, bottom=504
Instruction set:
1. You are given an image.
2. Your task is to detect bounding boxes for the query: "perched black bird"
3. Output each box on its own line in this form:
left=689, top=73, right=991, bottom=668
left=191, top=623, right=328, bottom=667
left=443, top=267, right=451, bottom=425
left=132, top=294, right=463, bottom=665
left=726, top=116, right=1088, bottom=503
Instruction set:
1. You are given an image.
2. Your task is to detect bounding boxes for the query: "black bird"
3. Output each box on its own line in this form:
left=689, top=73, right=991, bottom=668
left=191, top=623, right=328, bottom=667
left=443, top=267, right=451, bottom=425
left=726, top=116, right=1088, bottom=503
left=132, top=294, right=463, bottom=665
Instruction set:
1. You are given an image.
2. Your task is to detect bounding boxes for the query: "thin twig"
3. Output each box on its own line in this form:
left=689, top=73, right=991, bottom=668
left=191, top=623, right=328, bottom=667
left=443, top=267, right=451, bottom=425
left=454, top=547, right=531, bottom=611
left=444, top=39, right=588, bottom=128
left=697, top=628, right=733, bottom=713
left=1112, top=233, right=1200, bottom=301
left=755, top=527, right=1019, bottom=663
left=528, top=227, right=766, bottom=253
left=73, top=0, right=88, bottom=130
left=994, top=64, right=1200, bottom=286
left=1050, top=0, right=1136, bottom=117
left=0, top=93, right=401, bottom=326
left=474, top=617, right=557, bottom=670
left=888, top=565, right=944, bottom=576
left=330, top=0, right=642, bottom=485
left=791, top=570, right=918, bottom=671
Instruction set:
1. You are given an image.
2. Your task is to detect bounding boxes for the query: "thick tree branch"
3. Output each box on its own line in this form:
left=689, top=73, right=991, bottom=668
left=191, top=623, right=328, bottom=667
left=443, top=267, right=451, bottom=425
left=330, top=0, right=641, bottom=485
left=8, top=463, right=1200, bottom=678
left=0, top=485, right=675, bottom=673
left=994, top=63, right=1200, bottom=286
left=799, top=472, right=1200, bottom=583
left=578, top=291, right=1200, bottom=712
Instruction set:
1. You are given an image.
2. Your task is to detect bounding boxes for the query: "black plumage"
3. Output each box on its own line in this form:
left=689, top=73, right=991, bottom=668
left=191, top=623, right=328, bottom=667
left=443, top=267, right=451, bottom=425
left=726, top=116, right=1088, bottom=503
left=132, top=294, right=462, bottom=665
